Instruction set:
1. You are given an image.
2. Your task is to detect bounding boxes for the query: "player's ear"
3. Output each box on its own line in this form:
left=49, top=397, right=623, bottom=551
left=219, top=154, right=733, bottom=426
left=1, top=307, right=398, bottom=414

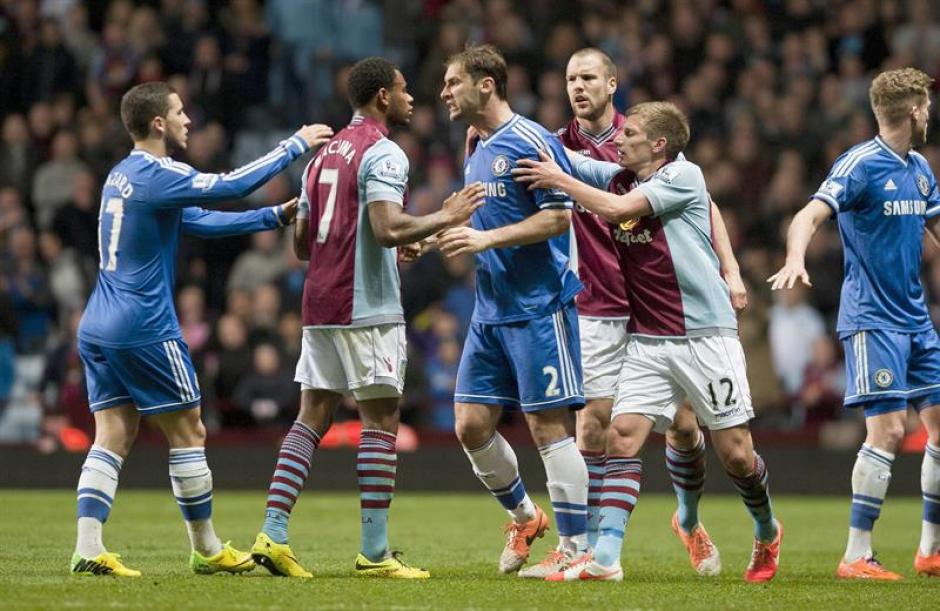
left=150, top=115, right=165, bottom=138
left=376, top=87, right=391, bottom=111
left=607, top=77, right=617, bottom=96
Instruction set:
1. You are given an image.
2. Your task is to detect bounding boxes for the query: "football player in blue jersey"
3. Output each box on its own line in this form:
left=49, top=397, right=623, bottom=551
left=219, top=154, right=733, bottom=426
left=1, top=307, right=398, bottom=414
left=437, top=44, right=592, bottom=576
left=70, top=81, right=332, bottom=577
left=771, top=67, right=940, bottom=579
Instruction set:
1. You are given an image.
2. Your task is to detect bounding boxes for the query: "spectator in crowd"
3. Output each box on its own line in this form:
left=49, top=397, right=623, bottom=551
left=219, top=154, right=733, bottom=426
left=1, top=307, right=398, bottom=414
left=226, top=230, right=288, bottom=294
left=31, top=129, right=88, bottom=229
left=232, top=341, right=298, bottom=426
left=769, top=283, right=826, bottom=400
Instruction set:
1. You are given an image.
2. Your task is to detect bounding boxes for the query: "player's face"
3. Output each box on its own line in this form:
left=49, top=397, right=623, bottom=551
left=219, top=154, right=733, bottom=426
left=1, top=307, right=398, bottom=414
left=566, top=55, right=615, bottom=121
left=614, top=115, right=657, bottom=170
left=441, top=63, right=481, bottom=121
left=387, top=70, right=414, bottom=126
left=160, top=93, right=191, bottom=152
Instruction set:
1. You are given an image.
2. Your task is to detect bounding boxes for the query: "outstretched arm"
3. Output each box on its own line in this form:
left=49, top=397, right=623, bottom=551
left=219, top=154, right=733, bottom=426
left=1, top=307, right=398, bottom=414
left=767, top=199, right=833, bottom=290
left=148, top=124, right=332, bottom=208
left=710, top=201, right=747, bottom=311
left=369, top=183, right=486, bottom=248
left=514, top=151, right=650, bottom=223
left=437, top=208, right=571, bottom=257
left=181, top=199, right=296, bottom=238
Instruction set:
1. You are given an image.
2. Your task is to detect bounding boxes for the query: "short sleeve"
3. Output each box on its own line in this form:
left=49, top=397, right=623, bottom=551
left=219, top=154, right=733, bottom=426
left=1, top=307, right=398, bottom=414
left=811, top=152, right=868, bottom=213
left=636, top=160, right=704, bottom=217
left=360, top=139, right=409, bottom=206
left=296, top=158, right=315, bottom=220
left=919, top=160, right=940, bottom=220
left=566, top=149, right=620, bottom=189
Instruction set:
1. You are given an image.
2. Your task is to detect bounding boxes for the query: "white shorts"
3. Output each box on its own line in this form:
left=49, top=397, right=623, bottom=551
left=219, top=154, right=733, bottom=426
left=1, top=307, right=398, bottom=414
left=294, top=323, right=406, bottom=401
left=579, top=317, right=629, bottom=400
left=612, top=334, right=754, bottom=432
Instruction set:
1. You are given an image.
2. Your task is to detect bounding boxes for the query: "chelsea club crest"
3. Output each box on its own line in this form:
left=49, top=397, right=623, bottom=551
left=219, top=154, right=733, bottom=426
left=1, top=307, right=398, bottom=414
left=874, top=368, right=894, bottom=388
left=918, top=174, right=930, bottom=197
left=491, top=155, right=511, bottom=176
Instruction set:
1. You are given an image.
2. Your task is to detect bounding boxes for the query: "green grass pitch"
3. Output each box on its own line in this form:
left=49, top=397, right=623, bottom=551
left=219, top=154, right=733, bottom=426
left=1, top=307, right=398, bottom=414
left=1, top=491, right=938, bottom=609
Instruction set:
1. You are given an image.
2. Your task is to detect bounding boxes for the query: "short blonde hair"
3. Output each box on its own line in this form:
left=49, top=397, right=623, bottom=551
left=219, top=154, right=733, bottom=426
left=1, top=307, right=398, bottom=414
left=626, top=101, right=690, bottom=159
left=869, top=68, right=933, bottom=125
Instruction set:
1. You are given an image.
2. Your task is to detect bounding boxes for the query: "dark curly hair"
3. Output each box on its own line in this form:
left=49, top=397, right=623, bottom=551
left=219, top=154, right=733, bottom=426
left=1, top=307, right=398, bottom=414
left=347, top=57, right=398, bottom=109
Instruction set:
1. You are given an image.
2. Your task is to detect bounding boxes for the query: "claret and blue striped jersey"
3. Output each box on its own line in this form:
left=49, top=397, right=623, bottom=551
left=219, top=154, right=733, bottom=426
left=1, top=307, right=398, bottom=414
left=78, top=134, right=310, bottom=348
left=812, top=136, right=940, bottom=337
left=465, top=114, right=582, bottom=324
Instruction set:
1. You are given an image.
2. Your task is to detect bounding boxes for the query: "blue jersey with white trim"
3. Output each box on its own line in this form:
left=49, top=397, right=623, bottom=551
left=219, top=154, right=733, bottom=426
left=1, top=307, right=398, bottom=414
left=79, top=134, right=309, bottom=348
left=812, top=136, right=940, bottom=337
left=464, top=114, right=582, bottom=324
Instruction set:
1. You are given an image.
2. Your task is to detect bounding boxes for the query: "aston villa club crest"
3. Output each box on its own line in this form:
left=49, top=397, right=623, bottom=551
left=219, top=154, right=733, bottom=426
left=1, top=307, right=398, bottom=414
left=918, top=174, right=930, bottom=197
left=491, top=155, right=511, bottom=176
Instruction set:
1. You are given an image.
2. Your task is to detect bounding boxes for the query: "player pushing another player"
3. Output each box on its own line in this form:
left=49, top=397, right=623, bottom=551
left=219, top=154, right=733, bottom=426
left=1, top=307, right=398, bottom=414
left=770, top=67, right=940, bottom=580
left=514, top=101, right=781, bottom=582
left=72, top=82, right=331, bottom=576
left=249, top=57, right=484, bottom=579
left=437, top=44, right=591, bottom=576
left=528, top=47, right=744, bottom=579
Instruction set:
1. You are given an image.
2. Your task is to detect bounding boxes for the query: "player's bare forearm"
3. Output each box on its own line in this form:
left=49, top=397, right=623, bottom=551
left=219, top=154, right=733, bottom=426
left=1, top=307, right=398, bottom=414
left=710, top=202, right=739, bottom=275
left=294, top=219, right=310, bottom=261
left=485, top=208, right=571, bottom=249
left=768, top=199, right=832, bottom=290
left=370, top=184, right=485, bottom=248
left=557, top=173, right=650, bottom=223
left=784, top=199, right=831, bottom=266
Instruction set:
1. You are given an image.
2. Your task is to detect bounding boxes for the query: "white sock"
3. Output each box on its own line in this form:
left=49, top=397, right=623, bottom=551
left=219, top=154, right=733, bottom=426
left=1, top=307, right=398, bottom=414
left=464, top=433, right=536, bottom=523
left=920, top=443, right=940, bottom=556
left=169, top=447, right=222, bottom=556
left=76, top=517, right=105, bottom=558
left=540, top=437, right=589, bottom=554
left=845, top=444, right=894, bottom=562
left=75, top=445, right=123, bottom=558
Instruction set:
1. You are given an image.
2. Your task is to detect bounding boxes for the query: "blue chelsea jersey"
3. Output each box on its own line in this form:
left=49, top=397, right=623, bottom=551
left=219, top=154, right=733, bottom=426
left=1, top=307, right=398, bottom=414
left=79, top=135, right=309, bottom=348
left=465, top=114, right=582, bottom=324
left=812, top=136, right=940, bottom=337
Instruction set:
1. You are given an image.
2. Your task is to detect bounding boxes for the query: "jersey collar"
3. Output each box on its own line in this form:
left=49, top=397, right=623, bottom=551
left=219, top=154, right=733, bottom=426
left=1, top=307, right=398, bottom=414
left=350, top=114, right=389, bottom=137
left=479, top=114, right=520, bottom=148
left=576, top=120, right=617, bottom=146
left=874, top=135, right=909, bottom=167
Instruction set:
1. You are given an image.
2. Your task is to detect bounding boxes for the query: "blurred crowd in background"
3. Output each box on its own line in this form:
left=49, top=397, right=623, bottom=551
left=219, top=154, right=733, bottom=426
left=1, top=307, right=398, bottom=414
left=2, top=0, right=940, bottom=449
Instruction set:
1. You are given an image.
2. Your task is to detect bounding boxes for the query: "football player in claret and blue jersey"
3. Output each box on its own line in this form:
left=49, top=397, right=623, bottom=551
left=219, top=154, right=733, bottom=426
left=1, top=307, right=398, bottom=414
left=70, top=81, right=332, bottom=577
left=437, top=44, right=591, bottom=576
left=771, top=67, right=940, bottom=579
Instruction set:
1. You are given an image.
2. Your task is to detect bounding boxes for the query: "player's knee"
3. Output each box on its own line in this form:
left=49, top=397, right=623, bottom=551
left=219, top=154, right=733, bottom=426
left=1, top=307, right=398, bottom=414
left=866, top=416, right=906, bottom=452
left=576, top=415, right=607, bottom=452
left=721, top=449, right=752, bottom=477
left=607, top=420, right=643, bottom=457
left=455, top=415, right=490, bottom=449
left=665, top=423, right=698, bottom=449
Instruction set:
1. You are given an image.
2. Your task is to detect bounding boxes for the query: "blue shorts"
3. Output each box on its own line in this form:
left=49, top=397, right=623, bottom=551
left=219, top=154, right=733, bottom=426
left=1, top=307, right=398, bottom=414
left=455, top=306, right=584, bottom=412
left=842, top=329, right=940, bottom=417
left=79, top=338, right=202, bottom=415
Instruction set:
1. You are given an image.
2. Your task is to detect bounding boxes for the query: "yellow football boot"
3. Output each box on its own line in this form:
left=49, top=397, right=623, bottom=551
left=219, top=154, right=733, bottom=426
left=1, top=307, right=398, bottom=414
left=189, top=541, right=255, bottom=575
left=251, top=532, right=312, bottom=578
left=354, top=551, right=430, bottom=579
left=70, top=551, right=141, bottom=577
